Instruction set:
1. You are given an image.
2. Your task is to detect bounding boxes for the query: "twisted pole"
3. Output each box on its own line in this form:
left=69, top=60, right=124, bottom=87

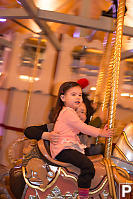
left=22, top=37, right=42, bottom=128
left=103, top=1, right=126, bottom=198
left=101, top=32, right=116, bottom=122
left=105, top=0, right=126, bottom=158
left=94, top=33, right=113, bottom=104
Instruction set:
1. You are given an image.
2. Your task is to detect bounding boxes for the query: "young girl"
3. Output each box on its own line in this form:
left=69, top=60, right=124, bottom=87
left=50, top=81, right=113, bottom=199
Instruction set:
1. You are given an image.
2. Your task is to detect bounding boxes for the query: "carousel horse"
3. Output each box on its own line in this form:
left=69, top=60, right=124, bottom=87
left=1, top=122, right=133, bottom=199
left=113, top=122, right=133, bottom=163
left=112, top=122, right=133, bottom=182
left=21, top=139, right=109, bottom=199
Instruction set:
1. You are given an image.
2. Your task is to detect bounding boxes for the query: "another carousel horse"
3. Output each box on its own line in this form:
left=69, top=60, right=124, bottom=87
left=113, top=122, right=133, bottom=163
left=110, top=121, right=133, bottom=199
left=112, top=122, right=133, bottom=175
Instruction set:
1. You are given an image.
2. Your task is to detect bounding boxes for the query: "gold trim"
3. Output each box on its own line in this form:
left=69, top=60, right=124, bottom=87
left=60, top=168, right=77, bottom=182
left=123, top=131, right=133, bottom=151
left=59, top=169, right=108, bottom=195
left=22, top=165, right=108, bottom=195
left=22, top=166, right=61, bottom=192
left=115, top=145, right=129, bottom=161
left=89, top=177, right=108, bottom=195
left=115, top=166, right=130, bottom=179
left=103, top=158, right=114, bottom=197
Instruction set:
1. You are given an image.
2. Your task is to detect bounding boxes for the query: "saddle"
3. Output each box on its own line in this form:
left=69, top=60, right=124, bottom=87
left=22, top=139, right=111, bottom=198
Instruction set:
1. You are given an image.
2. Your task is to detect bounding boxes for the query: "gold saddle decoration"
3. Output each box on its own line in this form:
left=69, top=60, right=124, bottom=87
left=25, top=157, right=55, bottom=189
left=22, top=139, right=78, bottom=192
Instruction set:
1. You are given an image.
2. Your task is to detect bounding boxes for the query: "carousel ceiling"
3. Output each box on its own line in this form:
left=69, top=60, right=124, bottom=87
left=0, top=0, right=133, bottom=97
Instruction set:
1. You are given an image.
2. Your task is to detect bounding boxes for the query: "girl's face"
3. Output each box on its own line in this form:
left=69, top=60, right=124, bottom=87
left=61, top=86, right=82, bottom=110
left=76, top=103, right=87, bottom=122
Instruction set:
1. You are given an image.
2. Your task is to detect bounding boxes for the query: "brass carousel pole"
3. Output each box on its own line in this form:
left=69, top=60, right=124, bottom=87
left=101, top=32, right=116, bottom=124
left=94, top=33, right=113, bottom=105
left=104, top=0, right=126, bottom=198
left=94, top=30, right=117, bottom=197
left=93, top=31, right=117, bottom=197
left=22, top=37, right=42, bottom=128
left=8, top=37, right=42, bottom=166
left=94, top=31, right=116, bottom=146
left=100, top=32, right=117, bottom=197
left=105, top=0, right=126, bottom=160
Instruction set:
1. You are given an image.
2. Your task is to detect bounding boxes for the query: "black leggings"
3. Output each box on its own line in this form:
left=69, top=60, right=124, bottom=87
left=55, top=149, right=95, bottom=188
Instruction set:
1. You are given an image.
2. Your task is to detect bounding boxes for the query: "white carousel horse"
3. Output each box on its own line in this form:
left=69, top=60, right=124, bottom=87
left=112, top=122, right=133, bottom=175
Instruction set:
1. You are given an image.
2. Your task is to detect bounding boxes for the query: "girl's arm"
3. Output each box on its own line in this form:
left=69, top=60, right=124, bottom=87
left=24, top=124, right=60, bottom=144
left=64, top=109, right=113, bottom=137
left=24, top=124, right=48, bottom=140
left=42, top=131, right=60, bottom=144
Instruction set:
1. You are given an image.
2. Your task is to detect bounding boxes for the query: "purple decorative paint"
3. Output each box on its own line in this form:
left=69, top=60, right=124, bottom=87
left=16, top=0, right=22, bottom=5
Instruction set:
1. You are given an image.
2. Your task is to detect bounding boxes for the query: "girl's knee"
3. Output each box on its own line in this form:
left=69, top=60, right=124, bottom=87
left=90, top=165, right=95, bottom=178
left=81, top=166, right=95, bottom=179
left=85, top=162, right=95, bottom=178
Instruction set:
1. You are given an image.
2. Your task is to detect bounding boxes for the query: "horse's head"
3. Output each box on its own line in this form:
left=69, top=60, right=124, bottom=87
left=113, top=122, right=133, bottom=163
left=112, top=122, right=133, bottom=179
left=123, top=122, right=133, bottom=149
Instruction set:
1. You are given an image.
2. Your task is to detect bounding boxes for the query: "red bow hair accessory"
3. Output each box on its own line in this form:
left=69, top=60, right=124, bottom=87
left=77, top=78, right=89, bottom=89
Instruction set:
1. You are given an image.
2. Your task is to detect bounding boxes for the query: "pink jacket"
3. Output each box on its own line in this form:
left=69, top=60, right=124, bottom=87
left=50, top=107, right=100, bottom=158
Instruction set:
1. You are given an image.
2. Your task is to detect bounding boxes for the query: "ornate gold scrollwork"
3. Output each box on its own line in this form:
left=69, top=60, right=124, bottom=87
left=46, top=186, right=78, bottom=199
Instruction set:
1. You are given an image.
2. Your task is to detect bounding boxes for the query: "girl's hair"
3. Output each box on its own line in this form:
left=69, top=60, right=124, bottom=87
left=52, top=81, right=81, bottom=122
left=82, top=94, right=96, bottom=124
